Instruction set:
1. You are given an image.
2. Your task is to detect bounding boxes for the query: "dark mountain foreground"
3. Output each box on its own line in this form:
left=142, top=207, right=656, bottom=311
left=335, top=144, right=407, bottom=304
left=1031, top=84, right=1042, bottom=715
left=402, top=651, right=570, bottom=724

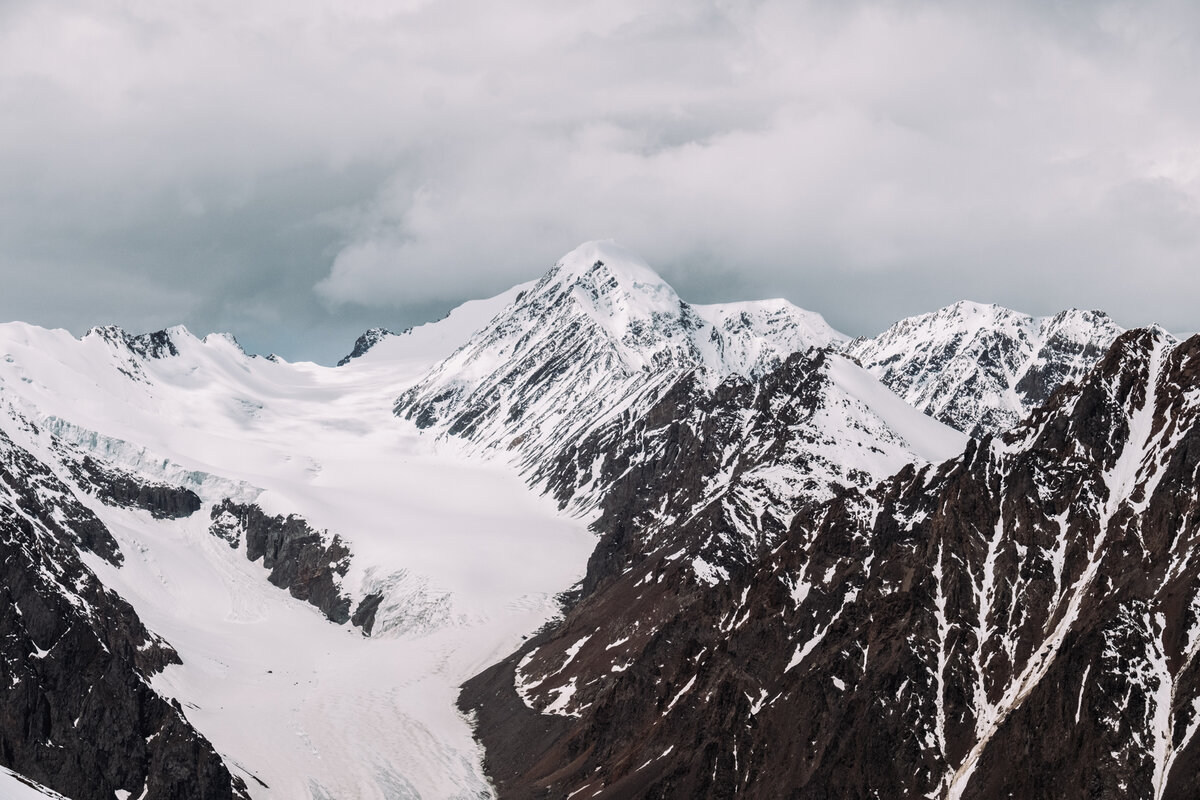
left=465, top=328, right=1200, bottom=799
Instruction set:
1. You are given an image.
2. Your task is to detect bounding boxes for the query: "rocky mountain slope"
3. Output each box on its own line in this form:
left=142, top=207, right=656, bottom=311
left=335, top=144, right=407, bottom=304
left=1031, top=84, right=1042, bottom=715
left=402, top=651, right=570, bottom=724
left=845, top=301, right=1126, bottom=438
left=534, top=347, right=964, bottom=585
left=465, top=326, right=1200, bottom=799
left=0, top=418, right=247, bottom=800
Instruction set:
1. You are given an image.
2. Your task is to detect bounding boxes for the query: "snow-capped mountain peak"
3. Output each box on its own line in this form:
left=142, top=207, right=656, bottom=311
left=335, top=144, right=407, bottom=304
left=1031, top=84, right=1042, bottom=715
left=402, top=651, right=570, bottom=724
left=693, top=299, right=848, bottom=379
left=394, top=242, right=849, bottom=472
left=541, top=240, right=680, bottom=326
left=78, top=324, right=257, bottom=370
left=512, top=239, right=699, bottom=374
left=845, top=301, right=1128, bottom=437
left=84, top=323, right=189, bottom=359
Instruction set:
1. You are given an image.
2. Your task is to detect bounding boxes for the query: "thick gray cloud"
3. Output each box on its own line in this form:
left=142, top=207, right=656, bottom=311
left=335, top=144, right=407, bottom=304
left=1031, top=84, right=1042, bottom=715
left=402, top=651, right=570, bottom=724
left=2, top=0, right=1199, bottom=362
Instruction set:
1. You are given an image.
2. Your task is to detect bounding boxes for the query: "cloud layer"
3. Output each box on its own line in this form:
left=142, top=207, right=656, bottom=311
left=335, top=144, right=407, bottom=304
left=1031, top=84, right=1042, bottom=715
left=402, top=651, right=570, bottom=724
left=3, top=0, right=1200, bottom=360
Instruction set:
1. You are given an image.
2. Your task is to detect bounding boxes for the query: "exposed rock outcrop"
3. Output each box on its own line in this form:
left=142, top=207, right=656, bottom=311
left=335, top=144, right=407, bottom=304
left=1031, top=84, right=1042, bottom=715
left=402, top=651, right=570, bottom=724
left=209, top=500, right=354, bottom=625
left=350, top=592, right=385, bottom=635
left=336, top=327, right=399, bottom=367
left=69, top=455, right=202, bottom=519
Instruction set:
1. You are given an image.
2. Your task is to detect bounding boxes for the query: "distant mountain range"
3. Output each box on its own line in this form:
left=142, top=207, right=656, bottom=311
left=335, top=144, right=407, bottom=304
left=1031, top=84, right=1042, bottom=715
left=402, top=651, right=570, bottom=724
left=0, top=241, right=1193, bottom=800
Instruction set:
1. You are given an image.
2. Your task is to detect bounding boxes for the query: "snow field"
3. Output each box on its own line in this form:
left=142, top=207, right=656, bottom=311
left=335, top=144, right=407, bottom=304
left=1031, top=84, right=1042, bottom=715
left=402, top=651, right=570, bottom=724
left=0, top=292, right=595, bottom=799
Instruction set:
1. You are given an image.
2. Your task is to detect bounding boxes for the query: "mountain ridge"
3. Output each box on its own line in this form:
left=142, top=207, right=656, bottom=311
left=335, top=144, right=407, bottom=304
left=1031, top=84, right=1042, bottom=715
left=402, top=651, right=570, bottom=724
left=844, top=301, right=1131, bottom=437
left=0, top=240, right=1187, bottom=799
left=465, top=326, right=1200, bottom=799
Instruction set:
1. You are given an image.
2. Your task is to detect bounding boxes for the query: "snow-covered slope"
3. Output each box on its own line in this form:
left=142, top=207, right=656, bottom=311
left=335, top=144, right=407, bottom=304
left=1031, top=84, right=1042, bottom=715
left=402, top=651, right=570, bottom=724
left=395, top=240, right=846, bottom=475
left=336, top=283, right=530, bottom=368
left=0, top=766, right=70, bottom=800
left=0, top=300, right=594, bottom=799
left=691, top=298, right=846, bottom=379
left=845, top=302, right=1126, bottom=437
left=538, top=347, right=967, bottom=568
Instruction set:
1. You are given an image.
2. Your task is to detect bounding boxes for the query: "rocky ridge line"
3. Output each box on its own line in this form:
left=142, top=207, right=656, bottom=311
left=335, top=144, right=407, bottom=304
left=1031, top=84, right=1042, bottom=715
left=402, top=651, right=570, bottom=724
left=465, top=328, right=1200, bottom=799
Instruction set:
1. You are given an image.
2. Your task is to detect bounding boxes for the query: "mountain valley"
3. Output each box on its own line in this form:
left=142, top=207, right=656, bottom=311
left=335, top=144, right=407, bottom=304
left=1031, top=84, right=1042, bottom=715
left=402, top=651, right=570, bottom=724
left=1, top=241, right=1194, bottom=800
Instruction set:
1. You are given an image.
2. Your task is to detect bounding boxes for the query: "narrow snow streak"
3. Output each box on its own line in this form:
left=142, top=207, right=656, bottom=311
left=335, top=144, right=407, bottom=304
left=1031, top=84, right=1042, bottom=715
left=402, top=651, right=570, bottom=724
left=1075, top=664, right=1091, bottom=725
left=932, top=540, right=951, bottom=760
left=948, top=334, right=1168, bottom=800
left=970, top=486, right=1006, bottom=741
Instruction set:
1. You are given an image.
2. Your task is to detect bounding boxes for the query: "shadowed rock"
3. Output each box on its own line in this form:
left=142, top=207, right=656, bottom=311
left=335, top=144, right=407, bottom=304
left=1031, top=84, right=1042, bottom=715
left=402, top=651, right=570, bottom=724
left=209, top=500, right=354, bottom=625
left=70, top=455, right=201, bottom=519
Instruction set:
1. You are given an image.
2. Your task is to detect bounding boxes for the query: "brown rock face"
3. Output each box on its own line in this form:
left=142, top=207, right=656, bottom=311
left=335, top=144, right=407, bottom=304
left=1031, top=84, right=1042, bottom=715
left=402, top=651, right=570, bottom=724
left=465, top=328, right=1200, bottom=799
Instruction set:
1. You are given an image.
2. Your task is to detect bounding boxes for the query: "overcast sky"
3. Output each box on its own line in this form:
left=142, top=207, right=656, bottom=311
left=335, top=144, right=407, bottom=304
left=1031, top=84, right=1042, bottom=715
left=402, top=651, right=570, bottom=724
left=2, top=0, right=1199, bottom=362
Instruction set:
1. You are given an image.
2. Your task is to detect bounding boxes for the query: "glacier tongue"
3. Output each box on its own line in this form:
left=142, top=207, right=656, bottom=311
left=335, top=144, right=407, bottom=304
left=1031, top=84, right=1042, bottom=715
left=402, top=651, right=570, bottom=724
left=0, top=295, right=596, bottom=799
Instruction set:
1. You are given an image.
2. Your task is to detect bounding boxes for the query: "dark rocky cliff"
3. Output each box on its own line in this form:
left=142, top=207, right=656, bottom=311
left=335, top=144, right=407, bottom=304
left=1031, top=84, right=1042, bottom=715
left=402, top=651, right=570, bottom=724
left=336, top=327, right=398, bottom=367
left=209, top=500, right=357, bottom=627
left=69, top=455, right=202, bottom=519
left=465, top=329, right=1200, bottom=799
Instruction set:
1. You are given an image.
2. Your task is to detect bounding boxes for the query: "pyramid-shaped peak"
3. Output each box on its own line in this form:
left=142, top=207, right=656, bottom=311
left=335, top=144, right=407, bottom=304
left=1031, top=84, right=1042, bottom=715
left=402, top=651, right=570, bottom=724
left=550, top=240, right=667, bottom=285
left=527, top=241, right=683, bottom=340
left=543, top=241, right=677, bottom=299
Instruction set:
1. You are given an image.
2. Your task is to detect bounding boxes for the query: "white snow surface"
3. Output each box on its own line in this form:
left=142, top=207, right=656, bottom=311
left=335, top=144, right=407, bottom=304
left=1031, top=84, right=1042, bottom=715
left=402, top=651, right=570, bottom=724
left=690, top=298, right=847, bottom=376
left=0, top=284, right=595, bottom=799
left=0, top=765, right=70, bottom=800
left=825, top=354, right=968, bottom=464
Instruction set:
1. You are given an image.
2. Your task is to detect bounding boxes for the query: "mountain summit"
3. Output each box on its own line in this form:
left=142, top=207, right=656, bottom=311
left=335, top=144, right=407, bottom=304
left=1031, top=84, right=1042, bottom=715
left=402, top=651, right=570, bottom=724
left=395, top=240, right=846, bottom=470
